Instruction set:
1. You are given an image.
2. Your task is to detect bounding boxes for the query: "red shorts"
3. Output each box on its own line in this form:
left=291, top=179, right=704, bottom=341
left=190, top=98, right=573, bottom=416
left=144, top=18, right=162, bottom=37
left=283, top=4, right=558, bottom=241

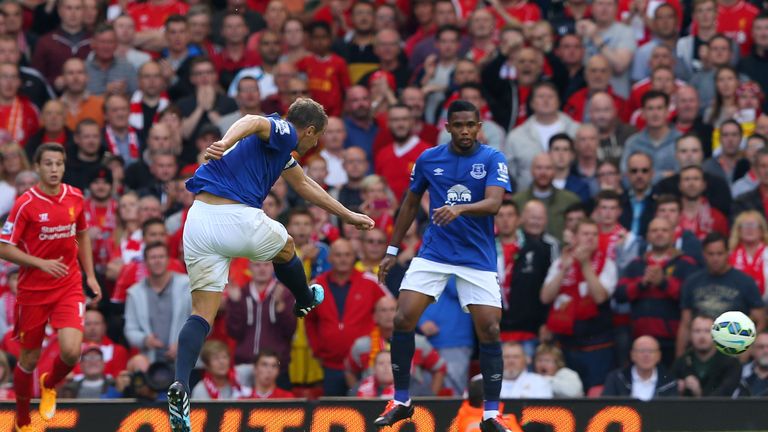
left=13, top=288, right=86, bottom=349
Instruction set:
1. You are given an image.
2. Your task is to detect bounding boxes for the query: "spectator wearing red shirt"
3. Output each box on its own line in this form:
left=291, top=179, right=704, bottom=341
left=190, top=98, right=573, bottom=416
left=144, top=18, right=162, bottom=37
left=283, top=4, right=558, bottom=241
left=247, top=350, right=295, bottom=399
left=359, top=29, right=412, bottom=92
left=128, top=0, right=189, bottom=52
left=373, top=86, right=439, bottom=155
left=716, top=0, right=759, bottom=57
left=31, top=0, right=92, bottom=88
left=305, top=239, right=389, bottom=396
left=72, top=310, right=129, bottom=379
left=296, top=21, right=351, bottom=117
left=375, top=104, right=431, bottom=201
left=245, top=0, right=288, bottom=54
left=465, top=9, right=497, bottom=67
left=629, top=66, right=681, bottom=128
left=0, top=63, right=38, bottom=146
left=564, top=54, right=629, bottom=123
left=84, top=167, right=117, bottom=277
left=679, top=165, right=729, bottom=240
left=486, top=0, right=542, bottom=29
left=356, top=351, right=395, bottom=398
left=404, top=0, right=436, bottom=57
left=213, top=14, right=260, bottom=90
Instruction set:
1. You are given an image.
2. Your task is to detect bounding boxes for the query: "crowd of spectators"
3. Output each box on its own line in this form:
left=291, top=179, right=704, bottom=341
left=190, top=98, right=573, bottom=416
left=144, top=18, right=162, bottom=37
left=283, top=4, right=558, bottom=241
left=1, top=0, right=768, bottom=404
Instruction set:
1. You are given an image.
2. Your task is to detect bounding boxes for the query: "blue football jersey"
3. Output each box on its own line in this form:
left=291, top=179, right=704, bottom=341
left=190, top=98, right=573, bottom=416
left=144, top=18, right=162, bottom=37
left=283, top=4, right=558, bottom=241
left=410, top=144, right=511, bottom=272
left=186, top=115, right=298, bottom=209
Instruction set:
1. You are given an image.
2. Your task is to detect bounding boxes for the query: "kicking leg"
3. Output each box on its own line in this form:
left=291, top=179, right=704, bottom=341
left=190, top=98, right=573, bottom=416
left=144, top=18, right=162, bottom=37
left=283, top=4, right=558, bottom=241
left=272, top=236, right=322, bottom=316
left=169, top=290, right=218, bottom=432
left=14, top=348, right=40, bottom=430
left=374, top=290, right=433, bottom=427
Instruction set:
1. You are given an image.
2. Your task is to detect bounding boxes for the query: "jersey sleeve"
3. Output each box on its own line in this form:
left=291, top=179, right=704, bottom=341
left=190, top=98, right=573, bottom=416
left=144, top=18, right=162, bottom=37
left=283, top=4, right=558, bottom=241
left=283, top=156, right=298, bottom=170
left=487, top=151, right=512, bottom=192
left=265, top=117, right=295, bottom=151
left=408, top=155, right=428, bottom=195
left=0, top=196, right=30, bottom=246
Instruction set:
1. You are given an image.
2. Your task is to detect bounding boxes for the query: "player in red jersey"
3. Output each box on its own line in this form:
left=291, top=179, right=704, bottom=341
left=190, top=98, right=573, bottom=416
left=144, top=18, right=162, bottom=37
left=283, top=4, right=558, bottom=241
left=0, top=143, right=101, bottom=431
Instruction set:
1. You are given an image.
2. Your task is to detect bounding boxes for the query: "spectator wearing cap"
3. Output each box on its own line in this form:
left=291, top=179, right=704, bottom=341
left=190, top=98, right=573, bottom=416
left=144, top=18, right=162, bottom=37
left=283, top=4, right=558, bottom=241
left=60, top=58, right=105, bottom=131
left=217, top=77, right=263, bottom=134
left=333, top=1, right=379, bottom=84
left=72, top=310, right=129, bottom=379
left=360, top=29, right=412, bottom=92
left=84, top=166, right=118, bottom=276
left=60, top=344, right=116, bottom=399
left=64, top=119, right=107, bottom=191
left=85, top=24, right=138, bottom=97
left=102, top=93, right=141, bottom=166
left=374, top=104, right=431, bottom=201
left=178, top=57, right=238, bottom=143
left=31, top=0, right=92, bottom=87
left=130, top=61, right=170, bottom=144
left=24, top=101, right=74, bottom=163
left=0, top=63, right=38, bottom=147
left=124, top=242, right=192, bottom=363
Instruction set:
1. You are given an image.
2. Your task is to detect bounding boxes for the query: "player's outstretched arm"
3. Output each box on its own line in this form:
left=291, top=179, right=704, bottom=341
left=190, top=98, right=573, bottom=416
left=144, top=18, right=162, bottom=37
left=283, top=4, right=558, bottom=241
left=77, top=230, right=102, bottom=303
left=0, top=242, right=68, bottom=278
left=378, top=190, right=422, bottom=284
left=204, top=115, right=272, bottom=160
left=281, top=164, right=374, bottom=230
left=431, top=186, right=505, bottom=227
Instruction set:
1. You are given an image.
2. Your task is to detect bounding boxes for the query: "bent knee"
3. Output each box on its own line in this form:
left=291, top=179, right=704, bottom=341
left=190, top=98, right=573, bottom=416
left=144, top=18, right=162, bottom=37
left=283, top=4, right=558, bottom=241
left=19, top=349, right=41, bottom=370
left=478, top=322, right=501, bottom=343
left=272, top=235, right=295, bottom=263
left=393, top=312, right=418, bottom=332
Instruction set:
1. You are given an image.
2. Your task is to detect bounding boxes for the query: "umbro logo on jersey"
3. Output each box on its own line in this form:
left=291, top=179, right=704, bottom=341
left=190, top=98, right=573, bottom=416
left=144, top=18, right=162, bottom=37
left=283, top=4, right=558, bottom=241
left=433, top=168, right=444, bottom=176
left=39, top=213, right=49, bottom=222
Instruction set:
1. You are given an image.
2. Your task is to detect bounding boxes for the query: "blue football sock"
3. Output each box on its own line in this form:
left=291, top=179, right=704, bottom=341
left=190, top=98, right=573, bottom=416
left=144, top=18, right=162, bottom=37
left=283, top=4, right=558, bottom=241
left=174, top=315, right=210, bottom=391
left=391, top=331, right=415, bottom=403
left=273, top=254, right=313, bottom=306
left=479, top=342, right=502, bottom=412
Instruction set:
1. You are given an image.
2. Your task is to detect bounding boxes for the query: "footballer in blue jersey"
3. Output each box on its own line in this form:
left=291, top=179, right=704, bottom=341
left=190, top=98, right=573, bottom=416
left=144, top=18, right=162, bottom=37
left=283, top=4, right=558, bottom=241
left=167, top=99, right=374, bottom=432
left=375, top=100, right=515, bottom=432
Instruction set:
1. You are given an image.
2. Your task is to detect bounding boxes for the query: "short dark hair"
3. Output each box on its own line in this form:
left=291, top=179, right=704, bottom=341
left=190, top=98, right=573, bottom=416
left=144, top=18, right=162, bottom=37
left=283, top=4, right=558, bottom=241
left=548, top=133, right=574, bottom=152
left=675, top=132, right=702, bottom=150
left=164, top=14, right=187, bottom=29
left=436, top=24, right=461, bottom=40
left=564, top=202, right=587, bottom=216
left=627, top=151, right=654, bottom=168
left=702, top=232, right=727, bottom=249
left=531, top=81, right=559, bottom=100
left=254, top=349, right=280, bottom=365
left=33, top=143, right=66, bottom=165
left=306, top=20, right=332, bottom=35
left=595, top=189, right=621, bottom=206
left=708, top=33, right=732, bottom=48
left=655, top=193, right=681, bottom=210
left=286, top=98, right=328, bottom=132
left=641, top=89, right=670, bottom=107
left=189, top=56, right=215, bottom=73
left=680, top=164, right=705, bottom=178
left=93, top=23, right=114, bottom=36
left=748, top=133, right=768, bottom=147
left=286, top=207, right=313, bottom=225
left=388, top=103, right=411, bottom=114
left=720, top=119, right=743, bottom=135
left=446, top=100, right=479, bottom=121
left=500, top=199, right=518, bottom=213
left=141, top=217, right=166, bottom=235
left=142, top=241, right=168, bottom=260
left=76, top=118, right=100, bottom=135
left=352, top=0, right=375, bottom=12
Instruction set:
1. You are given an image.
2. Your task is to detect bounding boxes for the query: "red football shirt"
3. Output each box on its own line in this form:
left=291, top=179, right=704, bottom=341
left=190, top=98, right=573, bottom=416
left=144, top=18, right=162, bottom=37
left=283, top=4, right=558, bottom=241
left=296, top=54, right=351, bottom=117
left=128, top=0, right=190, bottom=32
left=374, top=137, right=431, bottom=201
left=716, top=0, right=758, bottom=57
left=0, top=184, right=86, bottom=305
left=487, top=2, right=541, bottom=28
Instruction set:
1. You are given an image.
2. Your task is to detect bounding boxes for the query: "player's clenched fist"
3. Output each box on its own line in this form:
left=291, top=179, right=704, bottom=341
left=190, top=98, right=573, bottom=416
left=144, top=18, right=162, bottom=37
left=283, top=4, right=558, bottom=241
left=431, top=205, right=462, bottom=226
left=204, top=140, right=231, bottom=161
left=378, top=254, right=396, bottom=284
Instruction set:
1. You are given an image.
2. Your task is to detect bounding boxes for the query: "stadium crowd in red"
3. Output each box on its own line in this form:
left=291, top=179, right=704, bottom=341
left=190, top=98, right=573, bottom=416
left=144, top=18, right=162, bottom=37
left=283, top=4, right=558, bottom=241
left=1, top=0, right=768, bottom=405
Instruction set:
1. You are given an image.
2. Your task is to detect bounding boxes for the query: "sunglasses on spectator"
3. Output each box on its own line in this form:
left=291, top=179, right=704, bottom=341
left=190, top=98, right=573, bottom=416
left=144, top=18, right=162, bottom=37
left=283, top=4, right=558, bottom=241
left=629, top=168, right=651, bottom=174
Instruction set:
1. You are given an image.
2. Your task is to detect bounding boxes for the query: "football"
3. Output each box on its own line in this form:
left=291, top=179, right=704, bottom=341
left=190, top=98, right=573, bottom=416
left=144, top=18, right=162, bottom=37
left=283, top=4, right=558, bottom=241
left=711, top=311, right=757, bottom=356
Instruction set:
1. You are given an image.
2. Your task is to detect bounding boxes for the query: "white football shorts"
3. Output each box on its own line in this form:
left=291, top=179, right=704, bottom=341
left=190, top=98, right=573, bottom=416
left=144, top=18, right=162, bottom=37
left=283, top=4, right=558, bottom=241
left=183, top=200, right=288, bottom=292
left=399, top=257, right=502, bottom=311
